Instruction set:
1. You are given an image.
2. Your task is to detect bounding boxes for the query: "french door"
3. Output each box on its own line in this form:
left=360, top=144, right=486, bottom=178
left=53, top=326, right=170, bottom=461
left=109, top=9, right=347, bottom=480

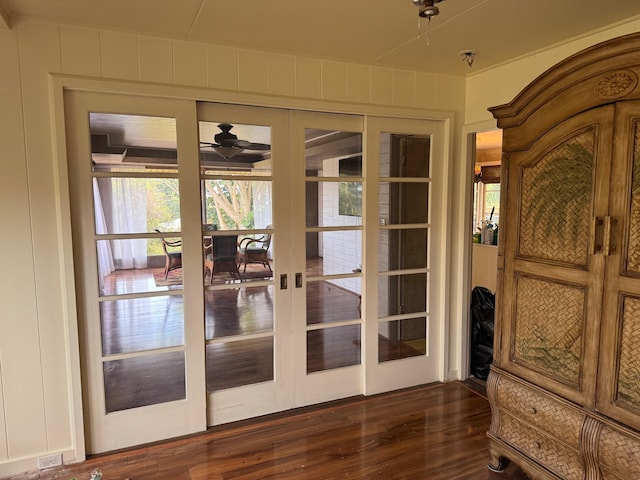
left=65, top=91, right=446, bottom=453
left=65, top=91, right=207, bottom=453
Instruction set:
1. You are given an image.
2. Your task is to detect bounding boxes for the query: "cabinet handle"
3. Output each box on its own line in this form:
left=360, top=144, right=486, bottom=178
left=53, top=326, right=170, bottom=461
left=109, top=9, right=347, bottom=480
left=529, top=407, right=537, bottom=415
left=603, top=216, right=617, bottom=256
left=295, top=272, right=303, bottom=288
left=592, top=217, right=604, bottom=254
left=280, top=274, right=288, bottom=290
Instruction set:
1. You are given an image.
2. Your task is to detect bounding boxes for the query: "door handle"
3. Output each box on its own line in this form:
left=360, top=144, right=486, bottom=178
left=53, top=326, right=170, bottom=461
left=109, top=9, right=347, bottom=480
left=592, top=217, right=604, bottom=254
left=280, top=274, right=288, bottom=290
left=295, top=272, right=303, bottom=288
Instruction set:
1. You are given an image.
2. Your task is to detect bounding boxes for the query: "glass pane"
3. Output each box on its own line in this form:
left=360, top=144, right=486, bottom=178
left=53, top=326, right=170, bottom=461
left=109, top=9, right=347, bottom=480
left=378, top=273, right=427, bottom=317
left=199, top=121, right=272, bottom=175
left=304, top=129, right=362, bottom=176
left=378, top=228, right=428, bottom=272
left=100, top=296, right=184, bottom=355
left=201, top=179, right=272, bottom=230
left=90, top=113, right=178, bottom=173
left=306, top=230, right=361, bottom=276
left=98, top=238, right=185, bottom=295
left=93, top=177, right=180, bottom=235
left=306, top=181, right=362, bottom=227
left=206, top=337, right=274, bottom=392
left=104, top=351, right=185, bottom=413
left=205, top=286, right=274, bottom=340
left=379, top=182, right=428, bottom=225
left=378, top=317, right=427, bottom=363
left=307, top=280, right=361, bottom=325
left=379, top=133, right=430, bottom=177
left=307, top=324, right=361, bottom=373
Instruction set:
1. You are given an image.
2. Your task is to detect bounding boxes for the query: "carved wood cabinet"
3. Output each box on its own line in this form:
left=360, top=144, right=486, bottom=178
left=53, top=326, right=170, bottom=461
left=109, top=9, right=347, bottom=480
left=488, top=33, right=640, bottom=480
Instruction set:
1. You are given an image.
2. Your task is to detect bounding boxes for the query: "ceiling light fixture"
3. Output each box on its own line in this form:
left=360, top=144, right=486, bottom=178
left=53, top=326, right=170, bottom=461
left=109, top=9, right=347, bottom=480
left=460, top=50, right=478, bottom=67
left=412, top=0, right=444, bottom=46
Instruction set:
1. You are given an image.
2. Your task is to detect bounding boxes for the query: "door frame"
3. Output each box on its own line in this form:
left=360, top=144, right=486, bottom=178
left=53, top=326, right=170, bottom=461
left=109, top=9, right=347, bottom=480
left=50, top=74, right=455, bottom=460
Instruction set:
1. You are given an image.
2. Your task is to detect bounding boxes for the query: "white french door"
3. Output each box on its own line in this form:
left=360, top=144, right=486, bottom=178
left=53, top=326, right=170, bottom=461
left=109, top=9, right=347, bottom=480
left=363, top=116, right=446, bottom=394
left=65, top=91, right=447, bottom=453
left=65, top=91, right=207, bottom=453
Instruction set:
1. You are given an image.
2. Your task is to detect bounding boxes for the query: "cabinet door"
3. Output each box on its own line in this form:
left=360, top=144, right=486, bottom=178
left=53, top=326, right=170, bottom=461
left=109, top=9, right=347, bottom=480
left=499, top=106, right=614, bottom=406
left=598, top=100, right=640, bottom=430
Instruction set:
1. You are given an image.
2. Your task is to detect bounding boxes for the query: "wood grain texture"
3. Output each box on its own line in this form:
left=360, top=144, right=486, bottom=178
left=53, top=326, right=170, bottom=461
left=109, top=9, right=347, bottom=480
left=7, top=382, right=529, bottom=480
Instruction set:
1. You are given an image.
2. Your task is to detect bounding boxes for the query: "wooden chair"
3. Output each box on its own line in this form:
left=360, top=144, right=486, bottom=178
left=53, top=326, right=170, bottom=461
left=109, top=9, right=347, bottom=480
left=155, top=229, right=182, bottom=279
left=238, top=228, right=272, bottom=273
left=204, top=235, right=241, bottom=284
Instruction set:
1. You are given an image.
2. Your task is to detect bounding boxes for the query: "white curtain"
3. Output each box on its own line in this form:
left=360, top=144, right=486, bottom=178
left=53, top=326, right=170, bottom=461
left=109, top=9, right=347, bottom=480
left=93, top=178, right=114, bottom=292
left=110, top=177, right=148, bottom=269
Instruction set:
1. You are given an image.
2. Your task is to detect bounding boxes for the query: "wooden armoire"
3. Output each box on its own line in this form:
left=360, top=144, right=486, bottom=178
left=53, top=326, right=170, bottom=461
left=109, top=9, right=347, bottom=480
left=487, top=33, right=640, bottom=480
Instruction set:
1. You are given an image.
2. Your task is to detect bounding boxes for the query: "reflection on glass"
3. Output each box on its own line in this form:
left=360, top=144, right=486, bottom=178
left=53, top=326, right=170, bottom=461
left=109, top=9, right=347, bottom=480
left=93, top=177, right=180, bottom=235
left=379, top=133, right=430, bottom=178
left=378, top=317, right=427, bottom=363
left=307, top=280, right=361, bottom=325
left=378, top=274, right=427, bottom=317
left=199, top=121, right=272, bottom=175
left=90, top=113, right=178, bottom=173
left=100, top=296, right=184, bottom=355
left=201, top=179, right=272, bottom=231
left=378, top=229, right=428, bottom=272
left=206, top=337, right=274, bottom=392
left=307, top=325, right=361, bottom=373
left=104, top=351, right=186, bottom=413
left=204, top=286, right=274, bottom=340
left=378, top=182, right=429, bottom=225
left=306, top=230, right=361, bottom=277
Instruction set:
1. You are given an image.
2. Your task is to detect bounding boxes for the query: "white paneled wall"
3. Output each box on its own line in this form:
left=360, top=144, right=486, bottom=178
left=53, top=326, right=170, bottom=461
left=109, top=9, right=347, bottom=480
left=0, top=18, right=464, bottom=476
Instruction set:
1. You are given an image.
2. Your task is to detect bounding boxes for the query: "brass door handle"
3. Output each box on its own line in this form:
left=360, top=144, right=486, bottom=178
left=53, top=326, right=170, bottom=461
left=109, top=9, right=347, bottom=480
left=592, top=217, right=604, bottom=254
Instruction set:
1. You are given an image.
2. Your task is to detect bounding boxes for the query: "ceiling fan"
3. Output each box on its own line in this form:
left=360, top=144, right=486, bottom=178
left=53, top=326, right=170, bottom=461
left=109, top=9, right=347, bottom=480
left=200, top=123, right=270, bottom=160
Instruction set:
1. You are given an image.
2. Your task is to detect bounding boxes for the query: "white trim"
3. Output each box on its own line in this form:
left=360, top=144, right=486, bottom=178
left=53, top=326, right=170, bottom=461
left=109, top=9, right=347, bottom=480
left=456, top=119, right=498, bottom=381
left=48, top=72, right=456, bottom=462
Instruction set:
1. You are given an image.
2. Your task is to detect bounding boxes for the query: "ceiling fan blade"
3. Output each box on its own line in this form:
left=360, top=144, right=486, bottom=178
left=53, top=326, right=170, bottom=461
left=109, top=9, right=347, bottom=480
left=246, top=142, right=271, bottom=151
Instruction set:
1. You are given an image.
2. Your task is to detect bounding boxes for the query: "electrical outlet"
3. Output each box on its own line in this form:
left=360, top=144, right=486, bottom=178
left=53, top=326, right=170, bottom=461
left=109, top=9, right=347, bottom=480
left=37, top=453, right=63, bottom=470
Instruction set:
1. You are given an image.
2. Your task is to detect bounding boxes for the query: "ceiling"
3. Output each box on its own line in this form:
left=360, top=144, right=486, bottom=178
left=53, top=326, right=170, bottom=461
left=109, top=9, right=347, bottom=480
left=1, top=0, right=640, bottom=76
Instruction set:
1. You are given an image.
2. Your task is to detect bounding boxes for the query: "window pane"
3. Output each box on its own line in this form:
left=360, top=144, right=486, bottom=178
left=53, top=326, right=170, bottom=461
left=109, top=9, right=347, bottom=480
left=90, top=113, right=178, bottom=173
left=307, top=280, right=361, bottom=325
left=204, top=286, right=274, bottom=340
left=97, top=238, right=186, bottom=296
left=199, top=121, right=272, bottom=175
left=306, top=181, right=362, bottom=227
left=93, top=177, right=180, bottom=235
left=379, top=133, right=430, bottom=178
left=100, top=296, right=184, bottom=355
left=306, top=230, right=361, bottom=276
left=378, top=317, right=427, bottom=363
left=379, top=228, right=428, bottom=272
left=378, top=273, right=427, bottom=317
left=379, top=182, right=429, bottom=225
left=307, top=325, right=361, bottom=373
left=201, top=179, right=272, bottom=230
left=304, top=129, right=362, bottom=176
left=206, top=338, right=274, bottom=392
left=104, top=351, right=185, bottom=413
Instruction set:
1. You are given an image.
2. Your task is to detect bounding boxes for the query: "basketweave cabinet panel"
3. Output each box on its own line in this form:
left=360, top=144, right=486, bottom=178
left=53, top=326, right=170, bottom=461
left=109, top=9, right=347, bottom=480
left=497, top=106, right=613, bottom=407
left=489, top=33, right=640, bottom=480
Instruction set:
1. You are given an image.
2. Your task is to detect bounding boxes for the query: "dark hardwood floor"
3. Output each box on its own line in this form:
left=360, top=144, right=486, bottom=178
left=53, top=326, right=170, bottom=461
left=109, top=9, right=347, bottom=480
left=9, top=382, right=529, bottom=480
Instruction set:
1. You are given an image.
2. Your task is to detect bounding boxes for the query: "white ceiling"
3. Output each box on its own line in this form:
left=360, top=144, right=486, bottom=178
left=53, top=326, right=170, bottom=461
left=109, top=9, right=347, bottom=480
left=1, top=0, right=640, bottom=76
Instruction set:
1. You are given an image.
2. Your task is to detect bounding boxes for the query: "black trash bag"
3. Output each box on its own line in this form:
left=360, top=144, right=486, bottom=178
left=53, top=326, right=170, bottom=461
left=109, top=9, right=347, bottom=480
left=470, top=286, right=495, bottom=380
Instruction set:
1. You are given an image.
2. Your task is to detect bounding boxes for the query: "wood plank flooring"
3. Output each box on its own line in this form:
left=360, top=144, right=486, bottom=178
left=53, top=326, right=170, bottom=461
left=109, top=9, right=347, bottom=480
left=10, top=382, right=529, bottom=480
